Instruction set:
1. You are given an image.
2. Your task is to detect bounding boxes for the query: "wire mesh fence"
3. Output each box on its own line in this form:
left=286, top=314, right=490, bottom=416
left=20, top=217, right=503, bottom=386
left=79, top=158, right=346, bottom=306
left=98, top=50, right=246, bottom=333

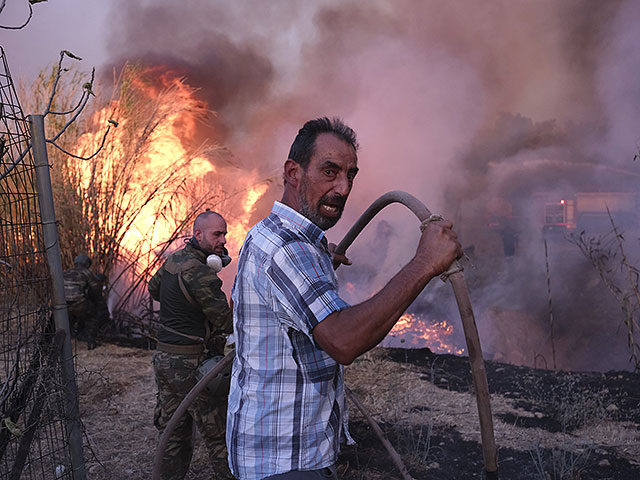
left=0, top=47, right=76, bottom=480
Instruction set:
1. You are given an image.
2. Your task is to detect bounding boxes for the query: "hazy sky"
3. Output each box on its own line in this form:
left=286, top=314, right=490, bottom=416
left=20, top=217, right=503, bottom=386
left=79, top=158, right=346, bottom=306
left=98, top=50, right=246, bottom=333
left=1, top=0, right=110, bottom=84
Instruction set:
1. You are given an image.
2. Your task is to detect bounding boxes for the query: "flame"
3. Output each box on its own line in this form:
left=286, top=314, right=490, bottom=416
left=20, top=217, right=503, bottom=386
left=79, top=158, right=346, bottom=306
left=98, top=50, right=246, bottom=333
left=72, top=67, right=267, bottom=277
left=345, top=281, right=356, bottom=296
left=384, top=313, right=465, bottom=355
left=226, top=181, right=269, bottom=251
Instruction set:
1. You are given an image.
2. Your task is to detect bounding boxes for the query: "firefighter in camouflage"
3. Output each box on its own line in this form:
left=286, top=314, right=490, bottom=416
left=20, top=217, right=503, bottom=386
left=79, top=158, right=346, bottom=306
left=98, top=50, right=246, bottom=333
left=148, top=211, right=233, bottom=480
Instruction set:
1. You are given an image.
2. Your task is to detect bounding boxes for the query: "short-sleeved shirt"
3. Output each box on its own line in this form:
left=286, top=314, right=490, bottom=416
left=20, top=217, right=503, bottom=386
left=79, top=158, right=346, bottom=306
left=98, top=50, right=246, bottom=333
left=227, top=201, right=351, bottom=480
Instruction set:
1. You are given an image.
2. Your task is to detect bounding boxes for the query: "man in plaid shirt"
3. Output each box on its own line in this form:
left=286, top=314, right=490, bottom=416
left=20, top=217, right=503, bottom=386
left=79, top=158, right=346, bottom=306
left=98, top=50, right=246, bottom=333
left=227, top=117, right=462, bottom=479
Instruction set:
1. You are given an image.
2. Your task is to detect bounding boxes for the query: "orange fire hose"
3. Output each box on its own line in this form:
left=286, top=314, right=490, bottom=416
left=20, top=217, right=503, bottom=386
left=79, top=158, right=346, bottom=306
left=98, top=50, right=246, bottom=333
left=152, top=190, right=498, bottom=479
left=333, top=190, right=498, bottom=478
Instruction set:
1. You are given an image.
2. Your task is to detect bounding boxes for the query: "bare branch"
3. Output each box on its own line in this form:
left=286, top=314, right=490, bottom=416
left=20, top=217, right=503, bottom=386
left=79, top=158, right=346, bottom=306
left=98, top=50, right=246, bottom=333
left=48, top=69, right=95, bottom=143
left=47, top=89, right=89, bottom=116
left=43, top=50, right=83, bottom=115
left=569, top=216, right=640, bottom=371
left=46, top=123, right=114, bottom=161
left=0, top=1, right=33, bottom=30
left=607, top=208, right=640, bottom=368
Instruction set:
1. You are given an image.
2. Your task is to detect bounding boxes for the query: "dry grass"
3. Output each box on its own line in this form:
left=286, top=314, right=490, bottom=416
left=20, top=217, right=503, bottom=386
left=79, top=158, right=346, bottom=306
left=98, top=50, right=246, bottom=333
left=345, top=350, right=640, bottom=478
left=75, top=343, right=158, bottom=479
left=73, top=344, right=640, bottom=480
left=20, top=64, right=228, bottom=314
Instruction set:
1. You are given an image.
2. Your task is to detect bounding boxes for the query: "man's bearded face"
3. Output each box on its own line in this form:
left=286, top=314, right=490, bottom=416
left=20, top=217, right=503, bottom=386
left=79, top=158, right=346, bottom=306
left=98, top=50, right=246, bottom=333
left=293, top=132, right=358, bottom=231
left=298, top=174, right=346, bottom=230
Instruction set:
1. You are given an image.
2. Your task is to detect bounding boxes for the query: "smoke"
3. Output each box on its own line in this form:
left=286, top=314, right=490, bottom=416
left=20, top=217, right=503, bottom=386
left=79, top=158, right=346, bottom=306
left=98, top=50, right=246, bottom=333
left=106, top=0, right=640, bottom=371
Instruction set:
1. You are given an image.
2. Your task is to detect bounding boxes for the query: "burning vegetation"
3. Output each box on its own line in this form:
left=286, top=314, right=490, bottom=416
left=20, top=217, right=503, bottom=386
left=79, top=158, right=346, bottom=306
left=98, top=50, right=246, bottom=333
left=384, top=314, right=465, bottom=356
left=22, top=63, right=271, bottom=341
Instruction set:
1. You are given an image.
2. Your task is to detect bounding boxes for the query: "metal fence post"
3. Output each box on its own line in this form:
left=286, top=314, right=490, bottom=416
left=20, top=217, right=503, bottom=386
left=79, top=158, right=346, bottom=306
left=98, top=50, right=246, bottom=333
left=29, top=114, right=87, bottom=480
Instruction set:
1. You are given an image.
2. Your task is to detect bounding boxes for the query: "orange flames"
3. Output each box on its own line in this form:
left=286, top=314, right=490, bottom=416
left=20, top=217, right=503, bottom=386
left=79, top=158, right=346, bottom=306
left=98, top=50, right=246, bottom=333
left=383, top=312, right=465, bottom=355
left=344, top=281, right=463, bottom=354
left=226, top=182, right=269, bottom=252
left=72, top=66, right=268, bottom=276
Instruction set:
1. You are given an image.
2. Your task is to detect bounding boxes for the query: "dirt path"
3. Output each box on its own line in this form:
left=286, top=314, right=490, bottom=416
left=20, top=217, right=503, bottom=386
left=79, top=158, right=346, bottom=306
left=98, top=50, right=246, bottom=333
left=74, top=342, right=640, bottom=480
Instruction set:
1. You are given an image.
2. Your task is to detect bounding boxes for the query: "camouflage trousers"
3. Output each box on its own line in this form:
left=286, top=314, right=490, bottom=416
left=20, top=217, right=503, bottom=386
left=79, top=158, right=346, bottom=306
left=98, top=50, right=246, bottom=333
left=152, top=351, right=231, bottom=480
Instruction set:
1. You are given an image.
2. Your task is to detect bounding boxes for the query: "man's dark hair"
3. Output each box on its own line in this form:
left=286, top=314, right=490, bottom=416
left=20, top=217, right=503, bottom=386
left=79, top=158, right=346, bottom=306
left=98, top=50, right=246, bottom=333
left=287, top=117, right=359, bottom=170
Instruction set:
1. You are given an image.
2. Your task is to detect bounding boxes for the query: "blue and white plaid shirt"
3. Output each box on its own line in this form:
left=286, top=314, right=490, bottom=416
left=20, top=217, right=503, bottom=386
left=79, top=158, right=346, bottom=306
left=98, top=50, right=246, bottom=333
left=227, top=201, right=352, bottom=480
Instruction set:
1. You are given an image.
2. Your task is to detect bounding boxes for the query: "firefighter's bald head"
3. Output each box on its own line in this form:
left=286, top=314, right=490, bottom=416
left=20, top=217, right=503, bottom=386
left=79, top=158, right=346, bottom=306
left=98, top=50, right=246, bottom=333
left=193, top=211, right=227, bottom=256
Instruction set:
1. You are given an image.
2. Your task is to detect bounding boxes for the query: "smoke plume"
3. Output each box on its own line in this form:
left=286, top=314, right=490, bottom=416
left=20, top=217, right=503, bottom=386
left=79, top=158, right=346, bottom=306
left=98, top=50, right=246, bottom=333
left=107, top=0, right=640, bottom=371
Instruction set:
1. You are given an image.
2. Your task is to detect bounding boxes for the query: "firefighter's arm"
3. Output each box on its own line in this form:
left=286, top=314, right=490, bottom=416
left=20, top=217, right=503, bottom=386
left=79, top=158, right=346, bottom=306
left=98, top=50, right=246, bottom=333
left=183, top=266, right=233, bottom=334
left=148, top=265, right=164, bottom=301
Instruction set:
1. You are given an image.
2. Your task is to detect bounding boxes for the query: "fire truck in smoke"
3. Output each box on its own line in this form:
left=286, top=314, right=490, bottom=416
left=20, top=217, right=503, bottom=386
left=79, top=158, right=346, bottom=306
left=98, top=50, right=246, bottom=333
left=536, top=191, right=639, bottom=235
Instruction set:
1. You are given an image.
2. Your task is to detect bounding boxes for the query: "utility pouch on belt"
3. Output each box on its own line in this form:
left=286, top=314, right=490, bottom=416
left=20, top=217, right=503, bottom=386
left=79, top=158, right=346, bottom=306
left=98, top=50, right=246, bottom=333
left=156, top=341, right=204, bottom=355
left=196, top=354, right=231, bottom=396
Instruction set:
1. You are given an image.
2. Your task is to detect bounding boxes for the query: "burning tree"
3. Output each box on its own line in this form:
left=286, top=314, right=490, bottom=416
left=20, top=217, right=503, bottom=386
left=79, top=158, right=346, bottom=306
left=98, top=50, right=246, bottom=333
left=23, top=63, right=270, bottom=336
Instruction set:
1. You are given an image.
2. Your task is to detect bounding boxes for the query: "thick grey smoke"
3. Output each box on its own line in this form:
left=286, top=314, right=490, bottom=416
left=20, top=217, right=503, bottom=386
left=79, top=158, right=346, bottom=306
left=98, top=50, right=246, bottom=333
left=107, top=0, right=640, bottom=371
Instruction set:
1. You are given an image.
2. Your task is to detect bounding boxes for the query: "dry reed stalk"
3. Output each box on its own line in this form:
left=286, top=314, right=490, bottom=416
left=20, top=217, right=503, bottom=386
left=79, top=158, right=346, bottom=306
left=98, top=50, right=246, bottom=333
left=569, top=212, right=640, bottom=371
left=543, top=239, right=558, bottom=370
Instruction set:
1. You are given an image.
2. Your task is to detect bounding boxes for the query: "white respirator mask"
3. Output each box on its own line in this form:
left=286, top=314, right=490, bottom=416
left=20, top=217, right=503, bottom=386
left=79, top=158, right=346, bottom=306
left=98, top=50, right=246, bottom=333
left=206, top=254, right=223, bottom=273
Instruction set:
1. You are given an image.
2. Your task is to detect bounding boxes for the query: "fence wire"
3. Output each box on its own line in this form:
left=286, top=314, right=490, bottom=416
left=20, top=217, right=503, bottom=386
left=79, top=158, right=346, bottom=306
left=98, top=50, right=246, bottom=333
left=0, top=47, right=75, bottom=480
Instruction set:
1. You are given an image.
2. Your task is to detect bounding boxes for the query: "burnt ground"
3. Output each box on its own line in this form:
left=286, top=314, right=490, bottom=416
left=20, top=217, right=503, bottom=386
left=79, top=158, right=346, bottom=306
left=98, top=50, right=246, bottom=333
left=74, top=342, right=640, bottom=480
left=342, top=349, right=640, bottom=480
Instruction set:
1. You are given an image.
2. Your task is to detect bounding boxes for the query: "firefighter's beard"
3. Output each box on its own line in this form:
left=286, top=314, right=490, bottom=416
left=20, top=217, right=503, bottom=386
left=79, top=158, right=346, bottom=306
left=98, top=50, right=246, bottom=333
left=190, top=236, right=224, bottom=256
left=298, top=177, right=346, bottom=231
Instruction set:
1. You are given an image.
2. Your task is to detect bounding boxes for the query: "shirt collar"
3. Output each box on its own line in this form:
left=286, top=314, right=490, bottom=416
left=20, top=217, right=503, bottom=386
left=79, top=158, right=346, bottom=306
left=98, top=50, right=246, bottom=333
left=271, top=201, right=327, bottom=247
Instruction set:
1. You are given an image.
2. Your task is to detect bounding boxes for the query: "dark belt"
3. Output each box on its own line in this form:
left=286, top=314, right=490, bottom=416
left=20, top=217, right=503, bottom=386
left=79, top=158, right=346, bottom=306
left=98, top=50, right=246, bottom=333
left=156, top=341, right=204, bottom=356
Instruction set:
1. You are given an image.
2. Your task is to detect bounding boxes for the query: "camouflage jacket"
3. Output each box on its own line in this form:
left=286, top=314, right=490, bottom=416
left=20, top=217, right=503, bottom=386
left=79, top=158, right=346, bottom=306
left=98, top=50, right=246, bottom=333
left=63, top=266, right=101, bottom=304
left=148, top=243, right=232, bottom=349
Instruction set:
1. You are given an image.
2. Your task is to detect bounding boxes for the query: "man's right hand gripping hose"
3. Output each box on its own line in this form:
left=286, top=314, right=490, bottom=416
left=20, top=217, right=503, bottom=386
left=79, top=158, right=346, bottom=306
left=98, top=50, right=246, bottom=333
left=417, top=214, right=464, bottom=281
